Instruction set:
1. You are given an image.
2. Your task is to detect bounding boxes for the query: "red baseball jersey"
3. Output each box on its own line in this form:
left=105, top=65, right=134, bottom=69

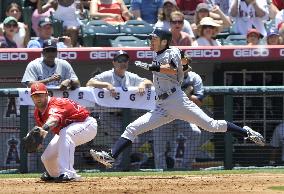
left=34, top=97, right=90, bottom=134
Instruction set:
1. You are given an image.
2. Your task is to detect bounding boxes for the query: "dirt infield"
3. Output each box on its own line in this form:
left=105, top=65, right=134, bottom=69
left=0, top=173, right=283, bottom=194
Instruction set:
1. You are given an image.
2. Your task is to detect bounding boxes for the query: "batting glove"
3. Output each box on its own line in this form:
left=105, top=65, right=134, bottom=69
left=135, top=61, right=160, bottom=72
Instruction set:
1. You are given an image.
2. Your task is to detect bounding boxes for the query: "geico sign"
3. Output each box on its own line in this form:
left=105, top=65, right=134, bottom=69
left=0, top=52, right=28, bottom=60
left=233, top=48, right=269, bottom=57
left=58, top=52, right=77, bottom=59
left=185, top=50, right=221, bottom=57
left=90, top=51, right=118, bottom=59
left=279, top=49, right=284, bottom=56
left=136, top=51, right=156, bottom=59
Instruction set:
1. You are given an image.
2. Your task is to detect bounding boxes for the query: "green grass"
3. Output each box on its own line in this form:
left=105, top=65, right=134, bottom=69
left=0, top=168, right=284, bottom=179
left=268, top=186, right=284, bottom=191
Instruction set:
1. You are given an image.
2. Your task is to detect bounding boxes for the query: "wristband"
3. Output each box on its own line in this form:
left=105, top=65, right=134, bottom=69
left=42, top=124, right=50, bottom=131
left=149, top=65, right=160, bottom=72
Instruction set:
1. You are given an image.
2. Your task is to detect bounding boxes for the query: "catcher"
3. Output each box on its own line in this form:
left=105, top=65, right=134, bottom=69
left=22, top=82, right=97, bottom=182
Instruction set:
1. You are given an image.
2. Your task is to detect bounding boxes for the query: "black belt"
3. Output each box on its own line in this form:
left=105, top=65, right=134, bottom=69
left=158, top=88, right=176, bottom=100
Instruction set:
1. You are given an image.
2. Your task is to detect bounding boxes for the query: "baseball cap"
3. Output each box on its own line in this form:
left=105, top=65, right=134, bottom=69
left=113, top=50, right=129, bottom=62
left=30, top=83, right=48, bottom=96
left=196, top=3, right=210, bottom=12
left=3, top=16, right=18, bottom=25
left=267, top=28, right=279, bottom=37
left=43, top=39, right=57, bottom=50
left=247, top=28, right=262, bottom=38
left=38, top=17, right=52, bottom=27
left=163, top=0, right=177, bottom=6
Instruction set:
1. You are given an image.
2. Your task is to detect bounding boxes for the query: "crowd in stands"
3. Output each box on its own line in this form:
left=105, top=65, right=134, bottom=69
left=0, top=0, right=284, bottom=48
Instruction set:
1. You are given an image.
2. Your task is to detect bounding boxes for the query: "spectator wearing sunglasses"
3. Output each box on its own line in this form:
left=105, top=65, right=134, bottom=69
left=170, top=11, right=193, bottom=46
left=192, top=17, right=222, bottom=46
left=22, top=39, right=80, bottom=90
left=0, top=16, right=18, bottom=48
left=86, top=50, right=152, bottom=171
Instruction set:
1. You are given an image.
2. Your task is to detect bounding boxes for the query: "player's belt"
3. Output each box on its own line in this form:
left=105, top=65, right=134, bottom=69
left=158, top=88, right=176, bottom=100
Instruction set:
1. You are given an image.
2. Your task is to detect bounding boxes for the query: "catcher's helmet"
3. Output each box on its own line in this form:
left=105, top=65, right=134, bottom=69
left=149, top=28, right=172, bottom=43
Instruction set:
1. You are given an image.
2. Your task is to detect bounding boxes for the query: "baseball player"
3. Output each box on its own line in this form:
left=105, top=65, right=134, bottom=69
left=22, top=39, right=80, bottom=90
left=29, top=82, right=97, bottom=181
left=90, top=28, right=265, bottom=168
left=86, top=50, right=152, bottom=170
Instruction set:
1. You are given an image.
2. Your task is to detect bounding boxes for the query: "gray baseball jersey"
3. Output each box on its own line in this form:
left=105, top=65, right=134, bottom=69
left=21, top=57, right=78, bottom=86
left=271, top=123, right=284, bottom=161
left=153, top=47, right=184, bottom=96
left=182, top=71, right=204, bottom=100
left=92, top=69, right=145, bottom=87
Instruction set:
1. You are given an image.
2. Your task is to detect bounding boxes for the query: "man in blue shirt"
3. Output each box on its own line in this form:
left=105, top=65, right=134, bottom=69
left=131, top=0, right=164, bottom=24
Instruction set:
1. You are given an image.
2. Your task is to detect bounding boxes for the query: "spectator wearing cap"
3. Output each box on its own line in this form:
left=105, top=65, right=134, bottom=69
left=154, top=0, right=195, bottom=39
left=229, top=0, right=269, bottom=36
left=192, top=17, right=222, bottom=46
left=26, top=17, right=72, bottom=48
left=191, top=3, right=231, bottom=37
left=0, top=16, right=18, bottom=48
left=246, top=28, right=262, bottom=46
left=130, top=0, right=164, bottom=24
left=22, top=39, right=80, bottom=90
left=38, top=0, right=83, bottom=47
left=266, top=28, right=281, bottom=45
left=0, top=3, right=30, bottom=48
left=170, top=11, right=193, bottom=46
left=86, top=50, right=152, bottom=171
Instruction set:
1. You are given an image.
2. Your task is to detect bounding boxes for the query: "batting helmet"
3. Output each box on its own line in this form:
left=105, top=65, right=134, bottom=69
left=149, top=28, right=172, bottom=43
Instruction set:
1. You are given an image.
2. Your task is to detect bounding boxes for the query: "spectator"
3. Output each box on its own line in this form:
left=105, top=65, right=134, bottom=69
left=30, top=0, right=54, bottom=37
left=229, top=0, right=269, bottom=37
left=272, top=0, right=284, bottom=11
left=266, top=28, right=281, bottom=45
left=155, top=0, right=195, bottom=39
left=22, top=39, right=80, bottom=90
left=192, top=17, right=222, bottom=46
left=246, top=28, right=262, bottom=45
left=270, top=122, right=284, bottom=165
left=170, top=11, right=193, bottom=46
left=0, top=16, right=18, bottom=48
left=130, top=0, right=164, bottom=24
left=191, top=3, right=232, bottom=37
left=86, top=50, right=152, bottom=170
left=175, top=0, right=205, bottom=23
left=38, top=0, right=82, bottom=47
left=26, top=17, right=71, bottom=48
left=0, top=3, right=30, bottom=47
left=89, top=0, right=134, bottom=25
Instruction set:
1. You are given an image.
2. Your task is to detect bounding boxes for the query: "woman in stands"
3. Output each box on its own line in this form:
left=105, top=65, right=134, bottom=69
left=192, top=17, right=222, bottom=46
left=0, top=3, right=30, bottom=48
left=89, top=0, right=134, bottom=25
left=170, top=11, right=193, bottom=46
left=38, top=0, right=82, bottom=47
left=191, top=3, right=231, bottom=37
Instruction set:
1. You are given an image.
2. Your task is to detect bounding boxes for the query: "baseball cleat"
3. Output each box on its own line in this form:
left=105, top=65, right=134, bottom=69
left=55, top=174, right=75, bottom=182
left=40, top=171, right=55, bottom=182
left=90, top=149, right=114, bottom=168
left=243, top=126, right=265, bottom=146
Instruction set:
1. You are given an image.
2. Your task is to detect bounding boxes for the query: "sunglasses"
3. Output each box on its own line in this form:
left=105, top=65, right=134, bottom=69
left=4, top=23, right=18, bottom=28
left=203, top=25, right=215, bottom=29
left=171, top=20, right=184, bottom=25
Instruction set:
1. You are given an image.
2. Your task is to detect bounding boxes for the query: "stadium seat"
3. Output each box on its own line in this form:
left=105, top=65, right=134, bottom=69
left=81, top=20, right=124, bottom=46
left=110, top=35, right=149, bottom=47
left=224, top=34, right=247, bottom=45
left=119, top=20, right=153, bottom=39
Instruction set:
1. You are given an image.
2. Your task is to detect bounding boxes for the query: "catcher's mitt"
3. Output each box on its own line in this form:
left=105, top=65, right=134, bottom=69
left=22, top=126, right=45, bottom=153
